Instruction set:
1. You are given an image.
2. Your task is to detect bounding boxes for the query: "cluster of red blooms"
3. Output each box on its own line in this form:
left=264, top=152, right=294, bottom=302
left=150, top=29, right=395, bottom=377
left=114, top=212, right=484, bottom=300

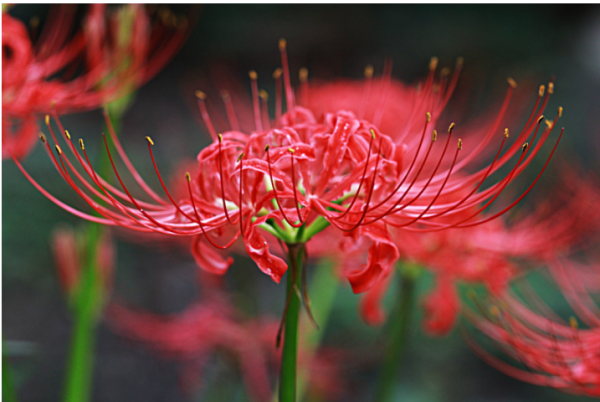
left=3, top=4, right=189, bottom=159
left=18, top=39, right=564, bottom=303
left=466, top=255, right=600, bottom=397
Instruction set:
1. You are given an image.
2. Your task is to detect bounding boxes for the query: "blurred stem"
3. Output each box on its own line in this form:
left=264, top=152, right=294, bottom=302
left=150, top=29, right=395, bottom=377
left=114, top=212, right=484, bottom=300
left=375, top=271, right=417, bottom=402
left=279, top=243, right=305, bottom=402
left=63, top=223, right=102, bottom=402
left=3, top=342, right=18, bottom=402
left=296, top=259, right=338, bottom=402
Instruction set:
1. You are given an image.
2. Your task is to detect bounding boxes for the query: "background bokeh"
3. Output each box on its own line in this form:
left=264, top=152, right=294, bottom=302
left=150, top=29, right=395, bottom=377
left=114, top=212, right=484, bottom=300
left=4, top=4, right=600, bottom=401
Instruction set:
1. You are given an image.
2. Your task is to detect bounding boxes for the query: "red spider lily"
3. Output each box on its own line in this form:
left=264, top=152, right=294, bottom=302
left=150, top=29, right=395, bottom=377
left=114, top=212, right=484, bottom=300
left=464, top=257, right=600, bottom=397
left=52, top=225, right=114, bottom=307
left=356, top=174, right=599, bottom=334
left=3, top=4, right=190, bottom=159
left=15, top=39, right=564, bottom=296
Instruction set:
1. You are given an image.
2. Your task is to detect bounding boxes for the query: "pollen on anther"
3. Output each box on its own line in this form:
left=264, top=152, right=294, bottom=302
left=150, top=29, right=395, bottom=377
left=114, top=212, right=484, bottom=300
left=440, top=67, right=450, bottom=77
left=264, top=144, right=270, bottom=152
left=458, top=139, right=463, bottom=150
left=537, top=115, right=544, bottom=124
left=569, top=316, right=578, bottom=329
left=370, top=128, right=376, bottom=140
left=426, top=112, right=431, bottom=123
left=299, top=68, right=308, bottom=82
left=185, top=172, right=191, bottom=182
left=448, top=122, right=456, bottom=133
left=259, top=90, right=269, bottom=100
left=217, top=133, right=223, bottom=143
left=539, top=85, right=545, bottom=97
left=278, top=38, right=287, bottom=50
left=429, top=57, right=439, bottom=71
left=79, top=139, right=85, bottom=150
left=548, top=82, right=555, bottom=94
left=39, top=133, right=46, bottom=143
left=146, top=136, right=155, bottom=146
left=558, top=106, right=563, bottom=117
left=65, top=130, right=71, bottom=140
left=45, top=115, right=50, bottom=126
left=432, top=130, right=438, bottom=142
left=364, top=65, right=374, bottom=78
left=456, top=57, right=464, bottom=67
left=288, top=147, right=295, bottom=154
left=272, top=68, right=282, bottom=79
left=507, top=77, right=517, bottom=88
left=504, top=128, right=509, bottom=138
left=249, top=70, right=258, bottom=80
left=545, top=120, right=553, bottom=129
left=522, top=142, right=529, bottom=152
left=55, top=145, right=62, bottom=154
left=195, top=90, right=206, bottom=100
left=237, top=152, right=245, bottom=162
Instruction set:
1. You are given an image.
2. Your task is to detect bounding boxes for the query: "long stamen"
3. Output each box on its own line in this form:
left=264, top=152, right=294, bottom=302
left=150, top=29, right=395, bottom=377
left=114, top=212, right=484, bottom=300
left=265, top=145, right=305, bottom=228
left=273, top=68, right=283, bottom=122
left=249, top=70, right=263, bottom=132
left=260, top=90, right=271, bottom=131
left=195, top=90, right=217, bottom=141
left=332, top=129, right=376, bottom=221
left=279, top=38, right=295, bottom=111
left=220, top=90, right=240, bottom=132
left=186, top=172, right=239, bottom=249
left=217, top=134, right=234, bottom=225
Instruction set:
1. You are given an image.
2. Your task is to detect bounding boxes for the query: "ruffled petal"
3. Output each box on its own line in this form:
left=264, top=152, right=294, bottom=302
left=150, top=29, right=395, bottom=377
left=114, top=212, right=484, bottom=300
left=359, top=271, right=393, bottom=325
left=191, top=234, right=233, bottom=275
left=243, top=222, right=288, bottom=283
left=422, top=276, right=459, bottom=336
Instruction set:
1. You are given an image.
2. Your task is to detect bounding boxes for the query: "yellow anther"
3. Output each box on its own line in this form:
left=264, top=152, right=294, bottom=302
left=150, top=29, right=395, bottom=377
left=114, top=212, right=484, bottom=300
left=55, top=145, right=62, bottom=155
left=279, top=38, right=287, bottom=50
left=185, top=172, right=191, bottom=182
left=365, top=65, right=374, bottom=78
left=569, top=316, right=578, bottom=329
left=264, top=144, right=270, bottom=151
left=458, top=138, right=463, bottom=150
left=370, top=128, right=376, bottom=140
left=448, top=122, right=455, bottom=133
left=537, top=115, right=544, bottom=124
left=146, top=136, right=154, bottom=146
left=429, top=56, right=438, bottom=71
left=299, top=67, right=308, bottom=82
left=273, top=68, right=282, bottom=79
left=548, top=82, right=554, bottom=94
left=237, top=152, right=245, bottom=162
left=456, top=57, right=464, bottom=67
left=539, top=85, right=545, bottom=97
left=426, top=112, right=431, bottom=123
left=288, top=147, right=295, bottom=154
left=522, top=142, right=529, bottom=152
left=558, top=106, right=563, bottom=117
left=249, top=70, right=257, bottom=80
left=504, top=128, right=509, bottom=138
left=79, top=139, right=85, bottom=150
left=507, top=77, right=517, bottom=88
left=195, top=90, right=206, bottom=100
left=65, top=130, right=71, bottom=140
left=259, top=90, right=269, bottom=100
left=218, top=133, right=223, bottom=143
left=490, top=305, right=500, bottom=317
left=39, top=133, right=46, bottom=143
left=545, top=119, right=553, bottom=129
left=432, top=130, right=438, bottom=142
left=45, top=115, right=50, bottom=126
left=440, top=67, right=450, bottom=77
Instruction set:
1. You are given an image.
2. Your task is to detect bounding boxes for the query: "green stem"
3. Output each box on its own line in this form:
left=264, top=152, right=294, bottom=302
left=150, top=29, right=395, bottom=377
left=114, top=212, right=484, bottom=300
left=375, top=272, right=417, bottom=402
left=279, top=244, right=305, bottom=402
left=3, top=345, right=18, bottom=402
left=63, top=223, right=102, bottom=402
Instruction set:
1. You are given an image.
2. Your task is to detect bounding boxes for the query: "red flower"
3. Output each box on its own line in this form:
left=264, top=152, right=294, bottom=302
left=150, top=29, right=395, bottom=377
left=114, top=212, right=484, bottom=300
left=465, top=256, right=600, bottom=397
left=16, top=40, right=563, bottom=295
left=3, top=5, right=189, bottom=159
